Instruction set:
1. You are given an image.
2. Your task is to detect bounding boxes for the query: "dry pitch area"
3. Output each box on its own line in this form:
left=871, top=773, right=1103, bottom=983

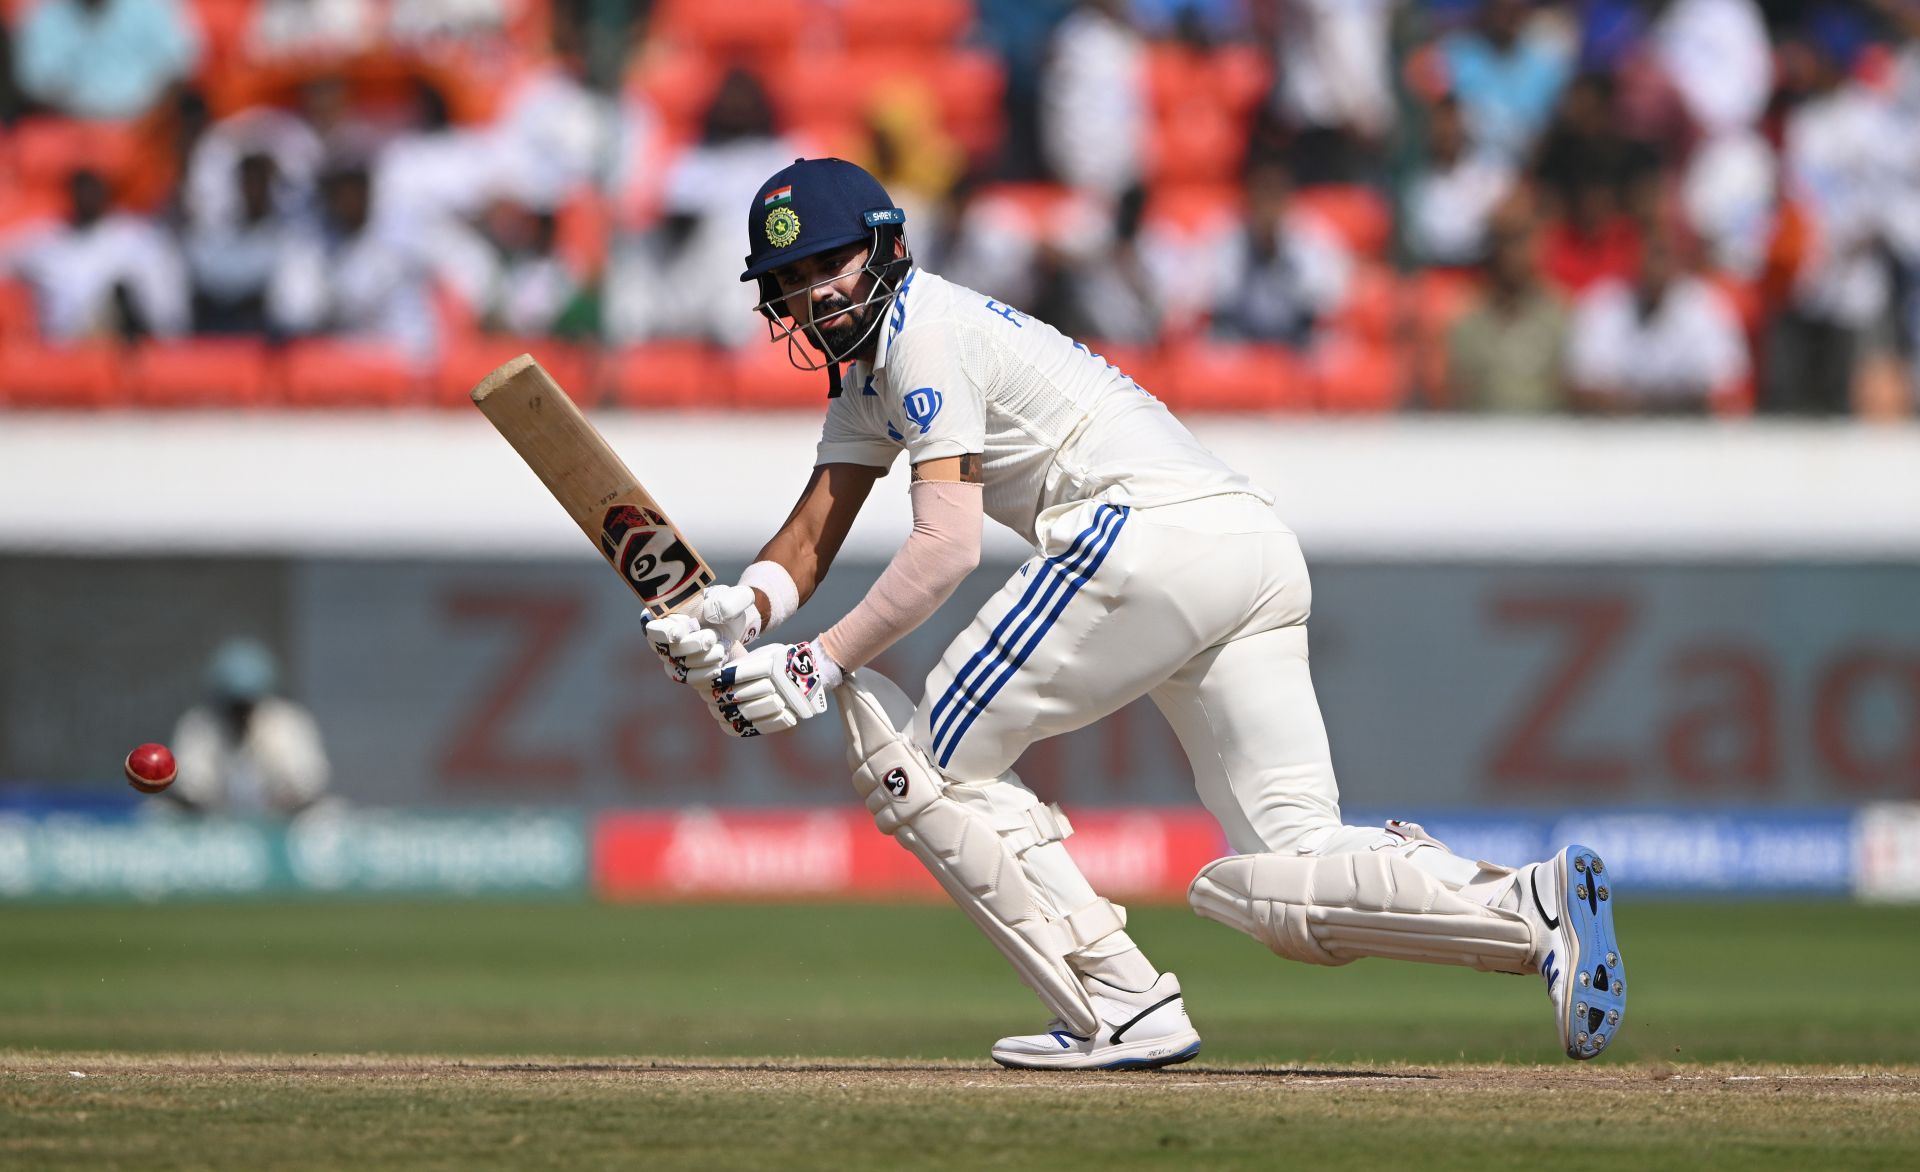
left=3, top=900, right=1917, bottom=1169
left=6, top=1054, right=1917, bottom=1170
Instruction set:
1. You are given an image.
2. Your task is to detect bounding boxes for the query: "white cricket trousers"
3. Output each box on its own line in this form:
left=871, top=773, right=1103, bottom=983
left=912, top=492, right=1382, bottom=857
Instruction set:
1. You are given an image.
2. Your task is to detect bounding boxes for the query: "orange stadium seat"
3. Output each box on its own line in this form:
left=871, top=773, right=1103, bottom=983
left=605, top=342, right=734, bottom=409
left=1158, top=341, right=1310, bottom=413
left=1148, top=103, right=1241, bottom=185
left=1145, top=182, right=1238, bottom=239
left=124, top=339, right=274, bottom=407
left=279, top=340, right=420, bottom=407
left=1081, top=342, right=1168, bottom=401
left=188, top=0, right=255, bottom=76
left=1292, top=185, right=1392, bottom=259
left=432, top=337, right=594, bottom=408
left=0, top=278, right=38, bottom=342
left=650, top=0, right=827, bottom=54
left=626, top=49, right=723, bottom=140
left=1335, top=264, right=1398, bottom=344
left=1313, top=337, right=1407, bottom=414
left=839, top=0, right=973, bottom=48
left=731, top=339, right=833, bottom=410
left=9, top=117, right=146, bottom=193
left=0, top=342, right=124, bottom=409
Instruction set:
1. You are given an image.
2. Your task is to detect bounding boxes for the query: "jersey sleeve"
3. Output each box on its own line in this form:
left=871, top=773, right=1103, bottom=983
left=882, top=323, right=986, bottom=464
left=814, top=383, right=898, bottom=469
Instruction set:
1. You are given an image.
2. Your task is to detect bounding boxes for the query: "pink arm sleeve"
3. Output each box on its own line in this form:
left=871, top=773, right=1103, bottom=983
left=817, top=479, right=983, bottom=670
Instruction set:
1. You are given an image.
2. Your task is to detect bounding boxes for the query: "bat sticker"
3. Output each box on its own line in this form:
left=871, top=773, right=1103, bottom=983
left=600, top=504, right=710, bottom=615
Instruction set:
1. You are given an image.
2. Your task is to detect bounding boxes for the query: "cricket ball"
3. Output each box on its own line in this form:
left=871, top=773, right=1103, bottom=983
left=124, top=743, right=177, bottom=794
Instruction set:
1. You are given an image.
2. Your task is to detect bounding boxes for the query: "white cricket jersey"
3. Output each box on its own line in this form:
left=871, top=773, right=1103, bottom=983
left=816, top=268, right=1266, bottom=544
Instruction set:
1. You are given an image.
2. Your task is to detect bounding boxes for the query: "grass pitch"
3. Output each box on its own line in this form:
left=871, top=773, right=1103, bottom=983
left=2, top=900, right=1917, bottom=1168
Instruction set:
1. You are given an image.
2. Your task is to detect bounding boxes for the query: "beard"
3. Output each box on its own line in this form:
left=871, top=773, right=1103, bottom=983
left=807, top=297, right=872, bottom=357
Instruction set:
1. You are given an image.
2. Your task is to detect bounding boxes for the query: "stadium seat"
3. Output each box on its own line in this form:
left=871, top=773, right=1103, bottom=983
left=279, top=340, right=420, bottom=407
left=125, top=339, right=274, bottom=407
left=554, top=187, right=612, bottom=282
left=1144, top=182, right=1239, bottom=239
left=9, top=117, right=145, bottom=194
left=625, top=49, right=723, bottom=141
left=1147, top=103, right=1241, bottom=185
left=188, top=0, right=255, bottom=76
left=1080, top=342, right=1168, bottom=401
left=0, top=342, right=124, bottom=409
left=1313, top=337, right=1407, bottom=414
left=1292, top=185, right=1392, bottom=259
left=730, top=339, right=833, bottom=410
left=839, top=0, right=972, bottom=48
left=1335, top=264, right=1399, bottom=344
left=650, top=0, right=824, bottom=54
left=1157, top=341, right=1311, bottom=412
left=605, top=342, right=734, bottom=409
left=0, top=278, right=38, bottom=342
left=433, top=338, right=594, bottom=408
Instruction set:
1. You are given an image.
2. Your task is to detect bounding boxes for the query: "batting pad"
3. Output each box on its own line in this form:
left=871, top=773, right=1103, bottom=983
left=1189, top=851, right=1534, bottom=974
left=836, top=670, right=1117, bottom=1036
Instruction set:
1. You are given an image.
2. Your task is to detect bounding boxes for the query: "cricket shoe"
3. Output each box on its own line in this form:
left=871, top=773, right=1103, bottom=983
left=1524, top=844, right=1626, bottom=1060
left=990, top=972, right=1201, bottom=1070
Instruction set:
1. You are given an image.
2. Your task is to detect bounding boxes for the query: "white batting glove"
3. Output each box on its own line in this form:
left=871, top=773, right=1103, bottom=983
left=644, top=584, right=762, bottom=686
left=706, top=639, right=841, bottom=737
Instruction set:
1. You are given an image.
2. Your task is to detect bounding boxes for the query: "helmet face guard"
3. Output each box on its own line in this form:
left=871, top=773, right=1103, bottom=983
left=753, top=225, right=912, bottom=373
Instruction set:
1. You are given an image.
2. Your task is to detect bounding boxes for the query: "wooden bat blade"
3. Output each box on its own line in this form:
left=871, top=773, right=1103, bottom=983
left=471, top=354, right=714, bottom=617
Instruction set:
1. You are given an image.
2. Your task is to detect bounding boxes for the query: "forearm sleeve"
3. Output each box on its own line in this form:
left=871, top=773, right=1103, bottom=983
left=818, top=479, right=983, bottom=670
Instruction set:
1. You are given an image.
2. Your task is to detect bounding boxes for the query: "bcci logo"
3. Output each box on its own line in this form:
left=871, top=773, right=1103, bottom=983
left=765, top=206, right=801, bottom=248
left=883, top=767, right=909, bottom=798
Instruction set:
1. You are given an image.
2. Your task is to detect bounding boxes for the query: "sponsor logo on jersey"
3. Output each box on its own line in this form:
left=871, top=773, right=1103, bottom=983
left=765, top=206, right=801, bottom=248
left=883, top=767, right=910, bottom=798
left=904, top=387, right=943, bottom=432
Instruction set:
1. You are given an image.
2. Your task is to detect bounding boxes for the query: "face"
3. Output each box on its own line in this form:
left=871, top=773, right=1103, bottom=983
left=770, top=241, right=883, bottom=356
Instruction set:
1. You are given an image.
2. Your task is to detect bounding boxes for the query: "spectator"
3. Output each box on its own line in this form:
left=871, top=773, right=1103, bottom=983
left=12, top=0, right=200, bottom=121
left=1651, top=0, right=1772, bottom=139
left=247, top=0, right=379, bottom=61
left=1763, top=12, right=1901, bottom=415
left=1264, top=0, right=1394, bottom=185
left=374, top=79, right=498, bottom=235
left=1040, top=0, right=1146, bottom=199
left=185, top=152, right=290, bottom=334
left=604, top=68, right=807, bottom=346
left=170, top=638, right=330, bottom=817
left=474, top=200, right=594, bottom=338
left=267, top=158, right=439, bottom=361
left=1406, top=94, right=1515, bottom=269
left=1446, top=204, right=1568, bottom=413
left=389, top=0, right=512, bottom=48
left=184, top=104, right=326, bottom=239
left=1205, top=155, right=1350, bottom=347
left=2, top=168, right=189, bottom=342
left=1034, top=184, right=1167, bottom=345
left=1539, top=172, right=1644, bottom=295
left=1439, top=0, right=1572, bottom=164
left=1566, top=221, right=1748, bottom=414
left=1531, top=72, right=1657, bottom=218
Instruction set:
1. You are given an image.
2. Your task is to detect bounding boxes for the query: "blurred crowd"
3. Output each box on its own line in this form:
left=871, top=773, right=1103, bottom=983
left=1, top=0, right=1916, bottom=416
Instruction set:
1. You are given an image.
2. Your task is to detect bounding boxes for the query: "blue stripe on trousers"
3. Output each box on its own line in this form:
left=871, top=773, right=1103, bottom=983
left=926, top=505, right=1121, bottom=746
left=934, top=506, right=1129, bottom=768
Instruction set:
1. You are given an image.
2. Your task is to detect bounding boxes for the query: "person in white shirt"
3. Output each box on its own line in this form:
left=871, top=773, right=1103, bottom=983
left=1039, top=0, right=1146, bottom=200
left=641, top=159, right=1629, bottom=1070
left=1406, top=94, right=1517, bottom=269
left=171, top=639, right=331, bottom=817
left=4, top=168, right=188, bottom=342
left=1567, top=222, right=1749, bottom=413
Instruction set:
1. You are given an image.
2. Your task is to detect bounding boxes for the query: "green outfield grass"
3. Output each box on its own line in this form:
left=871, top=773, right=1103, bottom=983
left=3, top=900, right=1917, bottom=1169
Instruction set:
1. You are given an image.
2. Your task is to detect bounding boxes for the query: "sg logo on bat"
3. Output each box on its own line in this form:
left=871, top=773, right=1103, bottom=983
left=600, top=504, right=709, bottom=616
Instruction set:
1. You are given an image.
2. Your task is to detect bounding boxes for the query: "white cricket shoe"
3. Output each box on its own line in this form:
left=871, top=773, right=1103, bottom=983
left=990, top=972, right=1201, bottom=1070
left=1522, top=844, right=1627, bottom=1060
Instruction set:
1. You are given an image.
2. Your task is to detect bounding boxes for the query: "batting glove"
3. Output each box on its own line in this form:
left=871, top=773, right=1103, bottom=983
left=645, top=584, right=762, bottom=686
left=707, top=639, right=841, bottom=737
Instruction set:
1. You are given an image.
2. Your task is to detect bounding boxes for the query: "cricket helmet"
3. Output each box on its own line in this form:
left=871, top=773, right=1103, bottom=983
left=741, top=157, right=911, bottom=377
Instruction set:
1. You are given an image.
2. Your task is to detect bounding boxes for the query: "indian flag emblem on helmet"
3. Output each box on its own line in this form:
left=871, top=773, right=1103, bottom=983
left=765, top=205, right=801, bottom=248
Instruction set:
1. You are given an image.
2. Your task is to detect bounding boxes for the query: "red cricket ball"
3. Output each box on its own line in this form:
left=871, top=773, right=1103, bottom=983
left=125, top=743, right=177, bottom=794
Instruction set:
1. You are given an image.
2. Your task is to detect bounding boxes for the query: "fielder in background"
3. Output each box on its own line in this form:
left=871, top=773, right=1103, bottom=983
left=169, top=637, right=332, bottom=817
left=645, top=158, right=1626, bottom=1069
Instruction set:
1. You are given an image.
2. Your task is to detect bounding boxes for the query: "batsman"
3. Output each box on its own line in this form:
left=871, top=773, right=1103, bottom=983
left=644, top=158, right=1627, bottom=1069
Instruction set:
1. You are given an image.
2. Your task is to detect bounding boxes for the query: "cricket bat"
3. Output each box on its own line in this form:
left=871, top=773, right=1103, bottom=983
left=471, top=354, right=715, bottom=619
